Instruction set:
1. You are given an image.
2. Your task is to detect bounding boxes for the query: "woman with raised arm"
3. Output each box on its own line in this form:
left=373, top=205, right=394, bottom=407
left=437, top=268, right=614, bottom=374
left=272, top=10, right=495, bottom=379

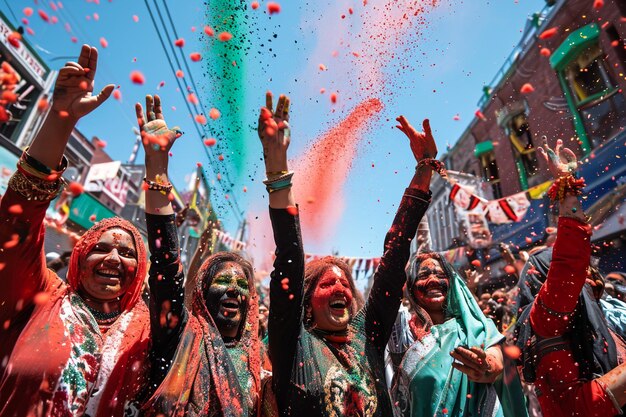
left=0, top=45, right=151, bottom=417
left=260, top=91, right=435, bottom=416
left=138, top=95, right=260, bottom=417
left=387, top=251, right=528, bottom=417
left=514, top=138, right=626, bottom=416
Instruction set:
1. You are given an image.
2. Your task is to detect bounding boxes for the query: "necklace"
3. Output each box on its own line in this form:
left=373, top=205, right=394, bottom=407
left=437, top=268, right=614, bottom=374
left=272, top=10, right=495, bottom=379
left=85, top=304, right=121, bottom=323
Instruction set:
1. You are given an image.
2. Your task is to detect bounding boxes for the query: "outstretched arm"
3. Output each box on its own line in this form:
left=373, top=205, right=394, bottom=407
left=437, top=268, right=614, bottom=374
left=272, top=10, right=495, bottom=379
left=29, top=45, right=114, bottom=169
left=138, top=95, right=187, bottom=395
left=530, top=138, right=590, bottom=338
left=0, top=45, right=113, bottom=324
left=365, top=116, right=435, bottom=351
left=259, top=92, right=304, bottom=401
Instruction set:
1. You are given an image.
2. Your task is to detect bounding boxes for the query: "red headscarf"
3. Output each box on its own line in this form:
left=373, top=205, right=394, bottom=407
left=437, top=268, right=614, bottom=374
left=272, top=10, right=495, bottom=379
left=66, top=217, right=147, bottom=311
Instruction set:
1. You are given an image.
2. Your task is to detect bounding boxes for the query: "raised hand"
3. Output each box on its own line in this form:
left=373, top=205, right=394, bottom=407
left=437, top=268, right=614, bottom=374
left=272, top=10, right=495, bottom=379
left=51, top=44, right=114, bottom=120
left=136, top=94, right=182, bottom=157
left=537, top=137, right=578, bottom=180
left=258, top=91, right=291, bottom=172
left=396, top=116, right=438, bottom=162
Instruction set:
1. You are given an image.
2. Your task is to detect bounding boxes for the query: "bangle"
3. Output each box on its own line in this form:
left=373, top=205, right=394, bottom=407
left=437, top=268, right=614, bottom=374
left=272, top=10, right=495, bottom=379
left=547, top=174, right=586, bottom=202
left=263, top=171, right=294, bottom=194
left=143, top=176, right=173, bottom=195
left=417, top=158, right=447, bottom=179
left=18, top=147, right=68, bottom=180
left=267, top=183, right=292, bottom=194
left=8, top=170, right=65, bottom=201
left=266, top=170, right=289, bottom=177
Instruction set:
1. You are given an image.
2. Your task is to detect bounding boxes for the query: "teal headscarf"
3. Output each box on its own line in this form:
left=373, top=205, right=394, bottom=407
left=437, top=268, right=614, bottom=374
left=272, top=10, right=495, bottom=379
left=390, top=253, right=528, bottom=417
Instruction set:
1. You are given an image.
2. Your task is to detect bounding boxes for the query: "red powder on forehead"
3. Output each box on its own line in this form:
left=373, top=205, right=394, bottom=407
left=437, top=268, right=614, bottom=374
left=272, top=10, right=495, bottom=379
left=292, top=98, right=383, bottom=243
left=67, top=217, right=147, bottom=312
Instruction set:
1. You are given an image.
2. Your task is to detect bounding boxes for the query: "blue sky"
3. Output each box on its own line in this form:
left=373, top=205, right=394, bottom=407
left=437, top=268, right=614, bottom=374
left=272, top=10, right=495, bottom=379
left=4, top=0, right=546, bottom=262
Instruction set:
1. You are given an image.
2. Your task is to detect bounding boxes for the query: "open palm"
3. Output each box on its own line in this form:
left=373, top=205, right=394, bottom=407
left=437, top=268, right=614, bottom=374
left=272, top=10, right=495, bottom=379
left=51, top=45, right=114, bottom=119
left=396, top=116, right=438, bottom=161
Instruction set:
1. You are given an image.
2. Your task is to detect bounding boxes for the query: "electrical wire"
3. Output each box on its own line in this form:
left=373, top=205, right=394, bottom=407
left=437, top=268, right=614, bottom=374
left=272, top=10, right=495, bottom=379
left=157, top=0, right=245, bottom=217
left=143, top=0, right=244, bottom=222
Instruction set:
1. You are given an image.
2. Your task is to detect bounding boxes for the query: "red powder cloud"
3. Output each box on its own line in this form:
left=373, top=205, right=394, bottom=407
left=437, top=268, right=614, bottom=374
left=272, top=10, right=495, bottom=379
left=247, top=98, right=384, bottom=271
left=293, top=98, right=384, bottom=242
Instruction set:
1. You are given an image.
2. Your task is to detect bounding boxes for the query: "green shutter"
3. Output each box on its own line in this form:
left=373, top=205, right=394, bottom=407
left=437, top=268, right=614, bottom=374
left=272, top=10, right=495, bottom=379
left=550, top=24, right=600, bottom=71
left=474, top=141, right=494, bottom=157
left=68, top=193, right=117, bottom=229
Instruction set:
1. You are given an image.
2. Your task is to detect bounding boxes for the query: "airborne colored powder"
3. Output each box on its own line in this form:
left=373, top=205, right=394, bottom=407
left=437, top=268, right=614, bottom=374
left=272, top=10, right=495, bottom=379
left=247, top=98, right=384, bottom=271
left=307, top=0, right=440, bottom=101
left=293, top=98, right=384, bottom=242
left=202, top=0, right=249, bottom=184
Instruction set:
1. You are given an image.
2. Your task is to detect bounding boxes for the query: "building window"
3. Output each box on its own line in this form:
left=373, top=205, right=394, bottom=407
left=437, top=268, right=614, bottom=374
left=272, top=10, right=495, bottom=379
left=563, top=43, right=626, bottom=147
left=479, top=151, right=502, bottom=199
left=505, top=112, right=538, bottom=189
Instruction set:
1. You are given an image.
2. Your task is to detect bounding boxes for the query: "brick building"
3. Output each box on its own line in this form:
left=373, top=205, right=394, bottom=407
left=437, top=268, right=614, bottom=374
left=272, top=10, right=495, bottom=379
left=430, top=0, right=626, bottom=277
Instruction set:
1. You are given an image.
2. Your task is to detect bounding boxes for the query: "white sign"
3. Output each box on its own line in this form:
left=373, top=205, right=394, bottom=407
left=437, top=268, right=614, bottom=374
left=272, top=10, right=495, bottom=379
left=0, top=14, right=48, bottom=86
left=84, top=161, right=121, bottom=186
left=84, top=161, right=130, bottom=207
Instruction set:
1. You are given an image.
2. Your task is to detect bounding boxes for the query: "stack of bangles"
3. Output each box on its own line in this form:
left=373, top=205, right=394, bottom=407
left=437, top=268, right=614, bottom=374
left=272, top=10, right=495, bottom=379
left=417, top=158, right=447, bottom=179
left=10, top=148, right=67, bottom=201
left=263, top=171, right=294, bottom=194
left=143, top=176, right=173, bottom=195
left=547, top=174, right=586, bottom=201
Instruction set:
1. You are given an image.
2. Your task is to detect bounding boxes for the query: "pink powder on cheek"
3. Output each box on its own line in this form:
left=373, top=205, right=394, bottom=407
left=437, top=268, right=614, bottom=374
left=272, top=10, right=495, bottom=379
left=312, top=280, right=353, bottom=310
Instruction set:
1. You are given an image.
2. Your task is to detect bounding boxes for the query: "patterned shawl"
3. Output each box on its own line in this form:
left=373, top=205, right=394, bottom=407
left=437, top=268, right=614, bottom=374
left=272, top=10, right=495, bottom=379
left=2, top=217, right=150, bottom=417
left=144, top=252, right=261, bottom=416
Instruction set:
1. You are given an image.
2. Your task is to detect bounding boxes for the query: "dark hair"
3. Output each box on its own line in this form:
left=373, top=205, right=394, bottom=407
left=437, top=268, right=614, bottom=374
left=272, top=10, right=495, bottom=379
left=303, top=256, right=363, bottom=329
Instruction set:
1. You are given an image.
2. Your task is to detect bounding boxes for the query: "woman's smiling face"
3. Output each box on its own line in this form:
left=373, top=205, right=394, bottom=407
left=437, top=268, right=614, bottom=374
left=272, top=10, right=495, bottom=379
left=79, top=228, right=138, bottom=302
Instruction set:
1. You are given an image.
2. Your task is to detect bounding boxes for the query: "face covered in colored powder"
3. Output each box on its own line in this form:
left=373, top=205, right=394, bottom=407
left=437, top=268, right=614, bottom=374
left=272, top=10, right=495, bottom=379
left=310, top=265, right=354, bottom=332
left=412, top=258, right=450, bottom=315
left=79, top=228, right=138, bottom=303
left=205, top=261, right=250, bottom=339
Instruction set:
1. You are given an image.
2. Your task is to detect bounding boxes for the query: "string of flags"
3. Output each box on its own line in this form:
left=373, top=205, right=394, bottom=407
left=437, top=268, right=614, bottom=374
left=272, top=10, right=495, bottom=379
left=448, top=177, right=552, bottom=225
left=213, top=229, right=247, bottom=252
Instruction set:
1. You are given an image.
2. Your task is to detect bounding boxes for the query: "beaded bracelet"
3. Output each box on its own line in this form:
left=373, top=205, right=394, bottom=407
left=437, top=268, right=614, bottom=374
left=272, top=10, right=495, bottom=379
left=417, top=158, right=447, bottom=179
left=547, top=174, right=586, bottom=202
left=143, top=176, right=173, bottom=195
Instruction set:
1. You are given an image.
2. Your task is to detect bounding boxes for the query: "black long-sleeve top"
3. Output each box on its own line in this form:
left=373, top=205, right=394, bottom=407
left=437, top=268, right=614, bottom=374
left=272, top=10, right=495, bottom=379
left=268, top=188, right=431, bottom=417
left=145, top=213, right=187, bottom=395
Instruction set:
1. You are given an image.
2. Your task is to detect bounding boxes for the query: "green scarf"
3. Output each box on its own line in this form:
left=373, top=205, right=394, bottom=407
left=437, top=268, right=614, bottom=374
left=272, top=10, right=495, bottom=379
left=391, top=254, right=528, bottom=417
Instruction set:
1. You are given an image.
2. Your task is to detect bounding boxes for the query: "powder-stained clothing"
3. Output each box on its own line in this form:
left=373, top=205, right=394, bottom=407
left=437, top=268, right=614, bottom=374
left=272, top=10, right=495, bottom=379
left=387, top=256, right=527, bottom=417
left=268, top=188, right=429, bottom=417
left=142, top=215, right=260, bottom=416
left=519, top=218, right=622, bottom=417
left=0, top=174, right=150, bottom=417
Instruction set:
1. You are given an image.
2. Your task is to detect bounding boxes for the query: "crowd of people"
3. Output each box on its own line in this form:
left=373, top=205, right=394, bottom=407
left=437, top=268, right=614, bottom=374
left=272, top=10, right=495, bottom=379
left=1, top=44, right=626, bottom=417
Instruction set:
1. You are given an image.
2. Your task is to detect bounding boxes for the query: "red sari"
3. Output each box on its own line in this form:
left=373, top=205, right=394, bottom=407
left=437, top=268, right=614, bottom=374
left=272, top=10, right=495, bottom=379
left=0, top=173, right=150, bottom=417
